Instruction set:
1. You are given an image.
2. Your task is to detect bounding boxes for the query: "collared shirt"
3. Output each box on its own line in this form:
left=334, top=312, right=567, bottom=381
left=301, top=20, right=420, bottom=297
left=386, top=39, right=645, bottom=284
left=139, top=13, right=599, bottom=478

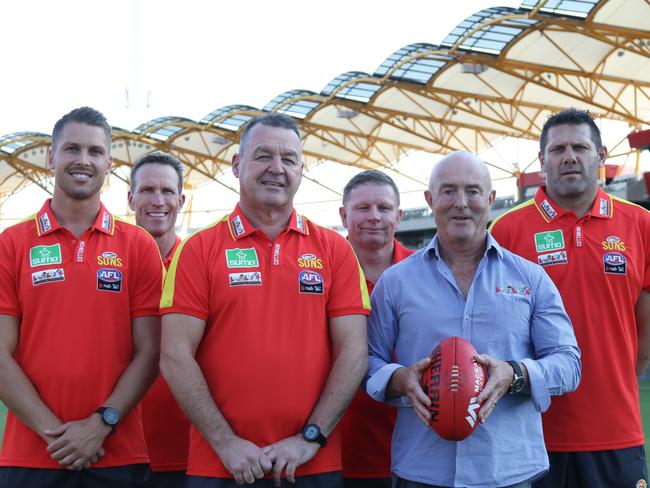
left=0, top=199, right=163, bottom=469
left=366, top=234, right=580, bottom=488
left=490, top=186, right=650, bottom=451
left=161, top=203, right=370, bottom=478
left=341, top=239, right=414, bottom=478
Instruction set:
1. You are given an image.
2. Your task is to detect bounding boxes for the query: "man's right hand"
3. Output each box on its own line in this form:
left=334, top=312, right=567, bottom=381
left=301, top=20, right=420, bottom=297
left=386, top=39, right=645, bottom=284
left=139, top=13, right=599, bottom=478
left=213, top=432, right=273, bottom=485
left=387, top=357, right=432, bottom=426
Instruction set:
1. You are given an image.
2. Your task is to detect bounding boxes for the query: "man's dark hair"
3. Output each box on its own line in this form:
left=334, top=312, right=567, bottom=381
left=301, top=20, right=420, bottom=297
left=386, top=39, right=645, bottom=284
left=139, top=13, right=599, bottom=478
left=239, top=113, right=301, bottom=157
left=131, top=151, right=184, bottom=193
left=342, top=170, right=401, bottom=206
left=51, top=106, right=111, bottom=150
left=539, top=108, right=602, bottom=152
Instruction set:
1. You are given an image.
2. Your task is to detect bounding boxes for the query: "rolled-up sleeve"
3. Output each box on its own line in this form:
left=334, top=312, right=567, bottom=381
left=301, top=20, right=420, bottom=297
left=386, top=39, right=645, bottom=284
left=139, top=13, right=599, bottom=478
left=526, top=269, right=581, bottom=412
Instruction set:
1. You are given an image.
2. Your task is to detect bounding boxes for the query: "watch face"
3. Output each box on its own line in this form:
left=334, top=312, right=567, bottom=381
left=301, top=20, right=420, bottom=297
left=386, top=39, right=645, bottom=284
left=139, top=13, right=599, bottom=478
left=102, top=408, right=120, bottom=426
left=304, top=425, right=319, bottom=441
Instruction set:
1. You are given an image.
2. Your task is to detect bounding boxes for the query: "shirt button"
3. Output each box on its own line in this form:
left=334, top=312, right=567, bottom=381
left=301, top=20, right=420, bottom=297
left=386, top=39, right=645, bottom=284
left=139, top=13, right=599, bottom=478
left=267, top=243, right=272, bottom=247
left=465, top=314, right=470, bottom=320
left=72, top=240, right=77, bottom=244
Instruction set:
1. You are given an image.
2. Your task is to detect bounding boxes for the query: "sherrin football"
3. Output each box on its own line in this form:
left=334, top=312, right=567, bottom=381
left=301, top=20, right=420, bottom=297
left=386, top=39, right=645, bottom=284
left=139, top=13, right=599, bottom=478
left=420, top=336, right=487, bottom=441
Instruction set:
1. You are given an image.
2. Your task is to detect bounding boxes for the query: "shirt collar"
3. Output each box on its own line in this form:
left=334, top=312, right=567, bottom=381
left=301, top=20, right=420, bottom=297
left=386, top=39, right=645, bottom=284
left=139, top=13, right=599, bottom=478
left=533, top=186, right=612, bottom=223
left=226, top=203, right=309, bottom=241
left=35, top=199, right=115, bottom=237
left=424, top=233, right=502, bottom=260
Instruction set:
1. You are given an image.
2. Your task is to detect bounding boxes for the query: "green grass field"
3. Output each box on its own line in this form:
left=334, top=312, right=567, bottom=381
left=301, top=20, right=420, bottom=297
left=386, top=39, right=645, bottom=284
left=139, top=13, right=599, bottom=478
left=2, top=387, right=650, bottom=471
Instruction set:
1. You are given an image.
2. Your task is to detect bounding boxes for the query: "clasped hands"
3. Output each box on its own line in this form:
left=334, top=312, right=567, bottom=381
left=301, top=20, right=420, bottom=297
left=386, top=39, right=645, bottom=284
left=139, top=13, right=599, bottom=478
left=216, top=432, right=320, bottom=486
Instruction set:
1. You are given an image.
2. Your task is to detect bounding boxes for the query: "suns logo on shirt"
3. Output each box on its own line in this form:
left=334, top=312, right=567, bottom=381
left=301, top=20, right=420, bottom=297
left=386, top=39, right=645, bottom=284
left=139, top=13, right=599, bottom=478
left=601, top=236, right=626, bottom=251
left=97, top=251, right=123, bottom=267
left=297, top=253, right=323, bottom=269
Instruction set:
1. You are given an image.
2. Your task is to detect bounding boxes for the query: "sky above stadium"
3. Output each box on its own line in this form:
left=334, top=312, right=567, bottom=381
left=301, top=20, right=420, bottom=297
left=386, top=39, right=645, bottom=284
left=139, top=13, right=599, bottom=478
left=0, top=0, right=520, bottom=136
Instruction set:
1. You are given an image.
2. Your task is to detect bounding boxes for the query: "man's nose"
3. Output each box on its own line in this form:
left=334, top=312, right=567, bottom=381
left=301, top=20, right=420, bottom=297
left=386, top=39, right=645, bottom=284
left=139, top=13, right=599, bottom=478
left=268, top=155, right=284, bottom=174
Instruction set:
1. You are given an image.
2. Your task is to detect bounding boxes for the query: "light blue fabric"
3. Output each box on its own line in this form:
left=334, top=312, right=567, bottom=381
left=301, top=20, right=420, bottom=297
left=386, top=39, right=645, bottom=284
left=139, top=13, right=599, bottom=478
left=367, top=234, right=581, bottom=488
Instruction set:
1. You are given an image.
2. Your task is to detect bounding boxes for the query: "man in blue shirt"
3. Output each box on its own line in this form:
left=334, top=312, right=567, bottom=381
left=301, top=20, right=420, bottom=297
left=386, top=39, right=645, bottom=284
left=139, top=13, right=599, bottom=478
left=366, top=151, right=581, bottom=488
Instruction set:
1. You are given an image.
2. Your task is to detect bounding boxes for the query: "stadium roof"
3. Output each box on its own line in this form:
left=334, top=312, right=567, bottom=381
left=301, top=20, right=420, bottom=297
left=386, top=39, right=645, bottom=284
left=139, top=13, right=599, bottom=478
left=1, top=0, right=649, bottom=203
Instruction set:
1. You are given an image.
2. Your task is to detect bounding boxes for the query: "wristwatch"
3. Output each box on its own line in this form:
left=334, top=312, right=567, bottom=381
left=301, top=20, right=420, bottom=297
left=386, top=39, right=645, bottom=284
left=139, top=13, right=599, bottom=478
left=302, top=423, right=327, bottom=447
left=507, top=360, right=526, bottom=395
left=95, top=406, right=120, bottom=433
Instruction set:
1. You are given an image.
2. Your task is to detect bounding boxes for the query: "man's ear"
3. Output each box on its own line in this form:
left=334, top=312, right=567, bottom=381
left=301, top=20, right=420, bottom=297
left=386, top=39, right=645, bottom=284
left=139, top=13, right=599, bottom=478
left=339, top=206, right=348, bottom=228
left=232, top=153, right=240, bottom=178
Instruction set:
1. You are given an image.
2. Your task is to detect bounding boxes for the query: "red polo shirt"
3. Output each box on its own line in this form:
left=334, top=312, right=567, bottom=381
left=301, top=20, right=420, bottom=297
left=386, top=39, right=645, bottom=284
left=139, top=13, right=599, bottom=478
left=161, top=205, right=370, bottom=478
left=490, top=187, right=650, bottom=451
left=0, top=199, right=163, bottom=468
left=142, top=236, right=190, bottom=472
left=341, top=239, right=413, bottom=478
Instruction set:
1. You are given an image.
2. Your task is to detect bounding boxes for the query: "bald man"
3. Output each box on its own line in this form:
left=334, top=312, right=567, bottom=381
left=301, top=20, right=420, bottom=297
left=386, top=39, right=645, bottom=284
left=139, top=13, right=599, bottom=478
left=365, top=152, right=581, bottom=488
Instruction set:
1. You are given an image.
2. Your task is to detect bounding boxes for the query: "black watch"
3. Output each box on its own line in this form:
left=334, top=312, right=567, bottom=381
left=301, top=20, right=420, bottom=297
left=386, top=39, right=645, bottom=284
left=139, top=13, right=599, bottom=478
left=95, top=407, right=120, bottom=433
left=302, top=423, right=327, bottom=447
left=507, top=361, right=526, bottom=395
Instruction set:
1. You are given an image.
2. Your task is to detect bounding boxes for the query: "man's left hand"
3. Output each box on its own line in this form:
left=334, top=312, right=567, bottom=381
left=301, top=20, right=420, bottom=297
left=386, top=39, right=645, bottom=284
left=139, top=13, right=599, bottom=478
left=45, top=414, right=111, bottom=470
left=474, top=354, right=513, bottom=423
left=262, top=434, right=320, bottom=486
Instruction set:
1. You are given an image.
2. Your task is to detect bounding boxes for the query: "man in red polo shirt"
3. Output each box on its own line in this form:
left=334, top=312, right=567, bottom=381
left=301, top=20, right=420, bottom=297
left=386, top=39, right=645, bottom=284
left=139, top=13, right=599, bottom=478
left=490, top=108, right=650, bottom=488
left=338, top=170, right=413, bottom=488
left=128, top=151, right=188, bottom=488
left=160, top=113, right=370, bottom=488
left=0, top=107, right=163, bottom=487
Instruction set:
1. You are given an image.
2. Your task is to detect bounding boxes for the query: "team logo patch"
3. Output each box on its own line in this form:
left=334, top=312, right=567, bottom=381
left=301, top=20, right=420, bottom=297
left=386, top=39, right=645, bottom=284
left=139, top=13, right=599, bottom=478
left=297, top=253, right=323, bottom=269
left=495, top=284, right=532, bottom=296
left=32, top=268, right=64, bottom=286
left=225, top=248, right=259, bottom=268
left=296, top=214, right=305, bottom=232
left=232, top=215, right=245, bottom=237
left=534, top=230, right=564, bottom=253
left=601, top=235, right=626, bottom=251
left=603, top=252, right=626, bottom=274
left=97, top=251, right=123, bottom=267
left=97, top=268, right=123, bottom=292
left=299, top=270, right=323, bottom=294
left=101, top=211, right=112, bottom=232
left=636, top=479, right=647, bottom=488
left=30, top=244, right=62, bottom=267
left=599, top=198, right=610, bottom=217
left=229, top=271, right=262, bottom=286
left=537, top=251, right=568, bottom=267
left=540, top=199, right=557, bottom=220
left=39, top=213, right=52, bottom=233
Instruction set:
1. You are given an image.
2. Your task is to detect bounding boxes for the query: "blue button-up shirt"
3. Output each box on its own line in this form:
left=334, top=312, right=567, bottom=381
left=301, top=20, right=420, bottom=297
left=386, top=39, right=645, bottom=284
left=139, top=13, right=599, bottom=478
left=367, top=234, right=581, bottom=488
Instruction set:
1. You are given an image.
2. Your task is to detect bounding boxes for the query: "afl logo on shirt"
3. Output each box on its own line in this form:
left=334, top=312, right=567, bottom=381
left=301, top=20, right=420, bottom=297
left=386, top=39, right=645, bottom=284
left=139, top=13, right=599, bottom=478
left=299, top=270, right=323, bottom=294
left=97, top=268, right=123, bottom=292
left=603, top=252, right=626, bottom=275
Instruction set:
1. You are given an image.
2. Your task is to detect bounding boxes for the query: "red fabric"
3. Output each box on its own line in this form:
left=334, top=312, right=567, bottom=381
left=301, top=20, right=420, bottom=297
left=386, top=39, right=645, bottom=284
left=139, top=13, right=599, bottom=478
left=490, top=187, right=650, bottom=451
left=160, top=204, right=370, bottom=478
left=341, top=240, right=413, bottom=478
left=0, top=199, right=163, bottom=468
left=142, top=236, right=189, bottom=471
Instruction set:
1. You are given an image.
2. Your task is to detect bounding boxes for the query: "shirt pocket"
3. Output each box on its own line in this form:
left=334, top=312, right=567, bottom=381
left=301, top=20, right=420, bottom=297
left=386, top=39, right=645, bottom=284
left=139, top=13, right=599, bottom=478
left=492, top=294, right=533, bottom=356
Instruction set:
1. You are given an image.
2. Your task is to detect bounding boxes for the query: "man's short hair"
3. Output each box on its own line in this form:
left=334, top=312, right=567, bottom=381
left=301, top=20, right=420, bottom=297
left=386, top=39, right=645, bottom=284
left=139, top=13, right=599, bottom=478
left=51, top=107, right=111, bottom=151
left=130, top=151, right=184, bottom=193
left=239, top=113, right=301, bottom=157
left=539, top=108, right=602, bottom=152
left=342, top=170, right=401, bottom=206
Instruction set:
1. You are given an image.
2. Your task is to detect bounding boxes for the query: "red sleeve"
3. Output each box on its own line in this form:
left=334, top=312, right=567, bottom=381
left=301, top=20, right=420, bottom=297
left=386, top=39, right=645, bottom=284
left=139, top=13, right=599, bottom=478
left=0, top=230, right=20, bottom=318
left=130, top=228, right=164, bottom=318
left=160, top=231, right=211, bottom=320
left=325, top=231, right=370, bottom=318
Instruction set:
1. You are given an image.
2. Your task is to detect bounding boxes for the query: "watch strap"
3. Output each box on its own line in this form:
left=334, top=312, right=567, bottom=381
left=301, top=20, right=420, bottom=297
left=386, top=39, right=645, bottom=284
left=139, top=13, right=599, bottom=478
left=507, top=360, right=525, bottom=394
